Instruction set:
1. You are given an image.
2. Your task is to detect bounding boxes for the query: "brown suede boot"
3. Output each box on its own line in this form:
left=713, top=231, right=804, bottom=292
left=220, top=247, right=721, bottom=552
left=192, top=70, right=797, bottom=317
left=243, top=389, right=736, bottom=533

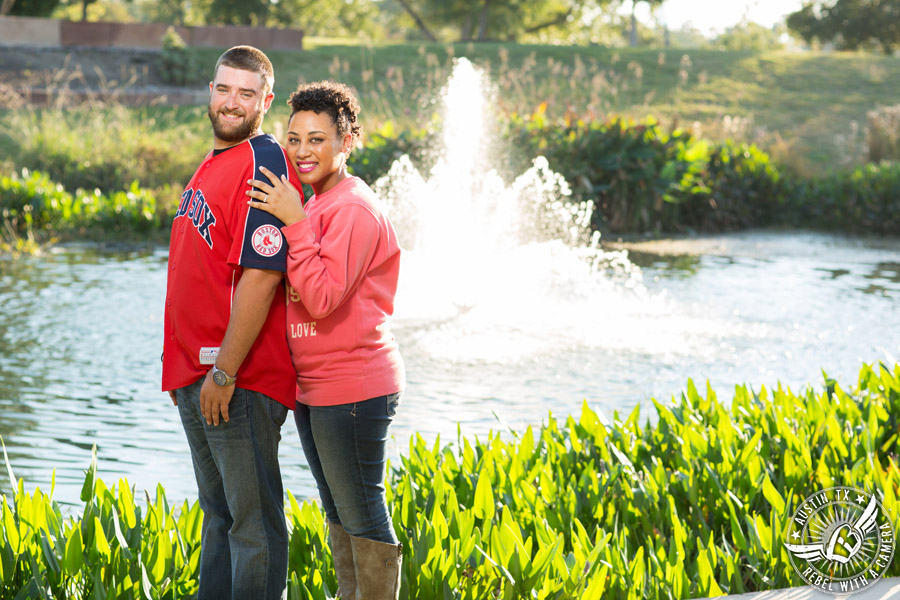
left=329, top=521, right=357, bottom=600
left=349, top=536, right=402, bottom=600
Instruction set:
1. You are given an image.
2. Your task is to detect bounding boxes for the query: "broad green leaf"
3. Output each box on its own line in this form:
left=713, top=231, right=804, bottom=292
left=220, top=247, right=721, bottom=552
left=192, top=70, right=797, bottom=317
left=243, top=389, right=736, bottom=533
left=473, top=470, right=495, bottom=522
left=2, top=500, right=20, bottom=553
left=93, top=516, right=111, bottom=560
left=64, top=526, right=84, bottom=576
left=118, top=481, right=137, bottom=529
left=628, top=545, right=645, bottom=591
left=39, top=531, right=60, bottom=575
left=583, top=563, right=609, bottom=600
left=762, top=473, right=785, bottom=515
left=81, top=446, right=98, bottom=504
left=109, top=505, right=134, bottom=560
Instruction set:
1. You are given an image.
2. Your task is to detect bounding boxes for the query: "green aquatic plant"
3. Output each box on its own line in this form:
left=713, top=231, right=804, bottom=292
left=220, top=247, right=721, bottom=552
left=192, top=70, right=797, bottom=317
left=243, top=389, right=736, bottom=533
left=0, top=169, right=165, bottom=251
left=1, top=362, right=899, bottom=598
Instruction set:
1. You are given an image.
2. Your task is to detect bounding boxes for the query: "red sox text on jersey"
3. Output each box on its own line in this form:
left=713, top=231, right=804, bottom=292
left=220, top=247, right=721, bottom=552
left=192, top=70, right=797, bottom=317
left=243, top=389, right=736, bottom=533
left=175, top=188, right=217, bottom=248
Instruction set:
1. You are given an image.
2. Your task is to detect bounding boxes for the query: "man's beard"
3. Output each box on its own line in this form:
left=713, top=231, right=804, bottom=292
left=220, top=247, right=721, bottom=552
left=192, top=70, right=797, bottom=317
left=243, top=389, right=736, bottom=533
left=208, top=104, right=264, bottom=144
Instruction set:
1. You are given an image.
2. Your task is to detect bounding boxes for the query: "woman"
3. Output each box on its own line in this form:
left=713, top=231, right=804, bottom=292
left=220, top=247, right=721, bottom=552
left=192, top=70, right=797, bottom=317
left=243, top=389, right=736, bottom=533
left=247, top=80, right=405, bottom=599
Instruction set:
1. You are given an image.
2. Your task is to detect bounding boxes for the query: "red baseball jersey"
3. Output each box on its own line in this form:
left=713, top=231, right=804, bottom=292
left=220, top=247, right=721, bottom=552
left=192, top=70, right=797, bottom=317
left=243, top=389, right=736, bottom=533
left=162, top=133, right=302, bottom=408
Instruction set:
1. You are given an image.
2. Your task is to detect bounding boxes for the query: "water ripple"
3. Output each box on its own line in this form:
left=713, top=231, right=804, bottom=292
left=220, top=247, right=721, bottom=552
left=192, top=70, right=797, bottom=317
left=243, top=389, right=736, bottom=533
left=1, top=233, right=899, bottom=506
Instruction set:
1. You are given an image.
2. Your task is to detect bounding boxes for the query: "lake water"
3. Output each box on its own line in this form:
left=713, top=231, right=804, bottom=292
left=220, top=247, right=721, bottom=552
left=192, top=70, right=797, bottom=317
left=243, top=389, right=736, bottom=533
left=1, top=230, right=898, bottom=507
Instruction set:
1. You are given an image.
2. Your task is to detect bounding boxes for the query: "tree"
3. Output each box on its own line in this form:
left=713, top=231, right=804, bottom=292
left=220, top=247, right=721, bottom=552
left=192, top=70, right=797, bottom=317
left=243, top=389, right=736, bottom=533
left=387, top=0, right=614, bottom=43
left=75, top=0, right=96, bottom=21
left=3, top=0, right=61, bottom=16
left=711, top=20, right=787, bottom=51
left=787, top=0, right=900, bottom=53
left=393, top=0, right=437, bottom=40
left=208, top=0, right=269, bottom=25
left=629, top=0, right=665, bottom=46
left=50, top=0, right=136, bottom=22
left=132, top=0, right=211, bottom=26
left=268, top=0, right=381, bottom=37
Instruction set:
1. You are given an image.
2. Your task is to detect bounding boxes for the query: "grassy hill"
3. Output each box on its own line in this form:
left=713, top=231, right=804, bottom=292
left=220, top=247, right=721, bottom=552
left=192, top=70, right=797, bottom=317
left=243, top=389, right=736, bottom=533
left=245, top=42, right=900, bottom=177
left=4, top=42, right=900, bottom=178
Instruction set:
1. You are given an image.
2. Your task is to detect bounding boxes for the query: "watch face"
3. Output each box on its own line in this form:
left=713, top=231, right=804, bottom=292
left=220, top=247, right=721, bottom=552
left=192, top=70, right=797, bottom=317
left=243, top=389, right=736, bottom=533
left=213, top=369, right=227, bottom=386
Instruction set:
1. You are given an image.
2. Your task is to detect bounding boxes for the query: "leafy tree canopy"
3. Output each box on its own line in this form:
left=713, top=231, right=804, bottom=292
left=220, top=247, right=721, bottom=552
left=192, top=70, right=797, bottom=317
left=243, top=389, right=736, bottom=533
left=385, top=0, right=619, bottom=43
left=5, top=0, right=62, bottom=17
left=152, top=0, right=378, bottom=36
left=710, top=21, right=787, bottom=51
left=208, top=0, right=268, bottom=25
left=269, top=0, right=381, bottom=38
left=133, top=0, right=211, bottom=26
left=787, top=0, right=900, bottom=53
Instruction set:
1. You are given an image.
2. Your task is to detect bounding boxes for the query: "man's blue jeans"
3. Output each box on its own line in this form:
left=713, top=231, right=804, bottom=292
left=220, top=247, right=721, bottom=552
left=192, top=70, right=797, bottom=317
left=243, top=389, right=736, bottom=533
left=295, top=393, right=401, bottom=544
left=177, top=378, right=290, bottom=600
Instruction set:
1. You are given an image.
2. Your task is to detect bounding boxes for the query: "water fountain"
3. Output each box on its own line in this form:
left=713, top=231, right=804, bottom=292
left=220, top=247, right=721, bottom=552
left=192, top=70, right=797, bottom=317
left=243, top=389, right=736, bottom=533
left=374, top=58, right=661, bottom=365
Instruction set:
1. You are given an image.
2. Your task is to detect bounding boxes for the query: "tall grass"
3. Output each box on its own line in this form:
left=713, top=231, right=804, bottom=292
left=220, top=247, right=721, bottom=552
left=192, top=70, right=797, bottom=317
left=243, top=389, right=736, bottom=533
left=867, top=104, right=900, bottom=163
left=264, top=44, right=900, bottom=177
left=5, top=101, right=206, bottom=196
left=6, top=44, right=900, bottom=186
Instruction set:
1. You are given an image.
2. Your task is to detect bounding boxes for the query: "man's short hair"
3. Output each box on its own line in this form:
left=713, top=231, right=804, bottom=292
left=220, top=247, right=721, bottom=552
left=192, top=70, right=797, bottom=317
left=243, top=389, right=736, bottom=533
left=214, top=45, right=274, bottom=96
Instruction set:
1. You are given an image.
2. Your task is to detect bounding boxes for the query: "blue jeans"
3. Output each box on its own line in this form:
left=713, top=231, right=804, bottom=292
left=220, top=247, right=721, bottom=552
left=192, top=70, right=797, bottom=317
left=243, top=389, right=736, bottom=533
left=177, top=378, right=290, bottom=600
left=295, top=393, right=400, bottom=544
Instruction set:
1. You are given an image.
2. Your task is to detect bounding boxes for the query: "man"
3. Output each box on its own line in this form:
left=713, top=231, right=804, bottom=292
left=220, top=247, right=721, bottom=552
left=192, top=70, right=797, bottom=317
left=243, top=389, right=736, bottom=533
left=161, top=45, right=301, bottom=600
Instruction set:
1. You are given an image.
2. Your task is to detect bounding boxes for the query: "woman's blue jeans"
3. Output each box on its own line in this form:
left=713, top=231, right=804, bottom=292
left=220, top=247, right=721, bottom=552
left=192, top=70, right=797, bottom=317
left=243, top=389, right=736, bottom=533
left=177, top=378, right=290, bottom=600
left=294, top=393, right=401, bottom=544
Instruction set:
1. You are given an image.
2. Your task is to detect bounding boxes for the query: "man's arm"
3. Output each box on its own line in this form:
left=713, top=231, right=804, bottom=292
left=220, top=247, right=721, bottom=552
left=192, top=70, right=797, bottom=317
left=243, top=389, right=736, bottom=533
left=200, top=267, right=283, bottom=426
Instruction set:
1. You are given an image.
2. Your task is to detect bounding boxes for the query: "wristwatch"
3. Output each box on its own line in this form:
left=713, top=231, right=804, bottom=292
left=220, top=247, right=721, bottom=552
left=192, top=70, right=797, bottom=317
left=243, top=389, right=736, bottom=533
left=211, top=365, right=236, bottom=387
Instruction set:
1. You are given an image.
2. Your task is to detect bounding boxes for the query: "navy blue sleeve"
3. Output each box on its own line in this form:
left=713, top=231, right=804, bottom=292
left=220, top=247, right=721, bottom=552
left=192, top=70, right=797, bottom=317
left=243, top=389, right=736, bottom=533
left=239, top=135, right=291, bottom=271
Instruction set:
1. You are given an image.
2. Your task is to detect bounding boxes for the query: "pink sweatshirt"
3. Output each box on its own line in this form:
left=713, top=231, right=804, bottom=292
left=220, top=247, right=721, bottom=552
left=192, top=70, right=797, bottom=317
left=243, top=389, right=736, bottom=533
left=281, top=176, right=405, bottom=406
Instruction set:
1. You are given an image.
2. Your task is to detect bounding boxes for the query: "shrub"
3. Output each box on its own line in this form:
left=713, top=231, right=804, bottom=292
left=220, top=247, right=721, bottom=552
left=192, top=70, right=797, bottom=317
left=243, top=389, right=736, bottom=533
left=505, top=110, right=724, bottom=234
left=158, top=27, right=201, bottom=87
left=0, top=169, right=165, bottom=243
left=77, top=181, right=162, bottom=234
left=348, top=121, right=434, bottom=186
left=676, top=141, right=786, bottom=231
left=789, top=162, right=900, bottom=234
left=0, top=169, right=72, bottom=236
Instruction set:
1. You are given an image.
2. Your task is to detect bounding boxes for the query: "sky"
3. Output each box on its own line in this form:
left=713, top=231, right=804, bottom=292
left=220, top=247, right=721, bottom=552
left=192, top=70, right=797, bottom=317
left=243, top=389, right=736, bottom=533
left=636, top=0, right=807, bottom=35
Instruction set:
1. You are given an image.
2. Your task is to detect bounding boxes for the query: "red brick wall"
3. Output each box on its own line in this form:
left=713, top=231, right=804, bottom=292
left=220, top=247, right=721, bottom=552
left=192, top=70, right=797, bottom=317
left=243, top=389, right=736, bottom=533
left=0, top=16, right=303, bottom=51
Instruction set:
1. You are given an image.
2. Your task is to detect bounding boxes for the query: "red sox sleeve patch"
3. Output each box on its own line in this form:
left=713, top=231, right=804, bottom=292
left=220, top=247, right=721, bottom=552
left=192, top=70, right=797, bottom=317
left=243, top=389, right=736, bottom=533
left=252, top=224, right=284, bottom=256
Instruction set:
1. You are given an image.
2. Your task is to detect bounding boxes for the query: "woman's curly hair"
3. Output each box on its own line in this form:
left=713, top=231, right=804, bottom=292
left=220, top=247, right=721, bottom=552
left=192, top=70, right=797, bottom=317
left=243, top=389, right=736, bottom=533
left=287, top=80, right=362, bottom=145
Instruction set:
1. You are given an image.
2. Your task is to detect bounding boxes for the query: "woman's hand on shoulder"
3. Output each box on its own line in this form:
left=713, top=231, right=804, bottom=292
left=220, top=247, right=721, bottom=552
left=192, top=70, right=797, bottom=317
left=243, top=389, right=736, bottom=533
left=247, top=166, right=307, bottom=226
